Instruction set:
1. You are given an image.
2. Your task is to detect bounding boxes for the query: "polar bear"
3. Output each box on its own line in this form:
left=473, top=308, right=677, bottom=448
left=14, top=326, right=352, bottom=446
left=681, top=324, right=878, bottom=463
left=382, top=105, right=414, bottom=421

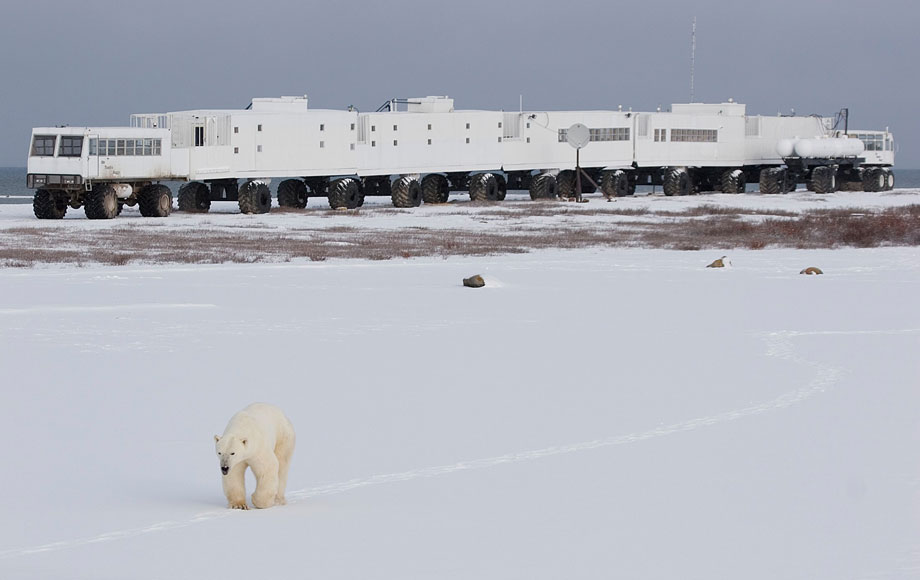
left=214, top=403, right=295, bottom=510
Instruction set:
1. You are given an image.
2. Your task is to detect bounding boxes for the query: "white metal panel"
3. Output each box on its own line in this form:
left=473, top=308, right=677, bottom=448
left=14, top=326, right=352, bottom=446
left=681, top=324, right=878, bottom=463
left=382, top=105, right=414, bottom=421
left=634, top=112, right=745, bottom=168
left=671, top=102, right=746, bottom=116
left=249, top=96, right=309, bottom=112
left=744, top=116, right=825, bottom=164
left=846, top=130, right=895, bottom=165
left=502, top=111, right=634, bottom=171
left=357, top=110, right=504, bottom=176
left=27, top=127, right=175, bottom=181
left=220, top=109, right=358, bottom=179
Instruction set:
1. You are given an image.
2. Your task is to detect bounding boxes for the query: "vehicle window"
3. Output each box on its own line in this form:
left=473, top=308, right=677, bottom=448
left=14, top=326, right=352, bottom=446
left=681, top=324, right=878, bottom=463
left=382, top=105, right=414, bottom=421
left=90, top=138, right=162, bottom=156
left=59, top=136, right=83, bottom=157
left=31, top=135, right=56, bottom=157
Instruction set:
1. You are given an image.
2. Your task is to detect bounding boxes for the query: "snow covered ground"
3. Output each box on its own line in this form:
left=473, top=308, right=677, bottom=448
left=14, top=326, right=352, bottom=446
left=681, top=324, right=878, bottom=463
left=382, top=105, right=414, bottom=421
left=0, top=190, right=919, bottom=579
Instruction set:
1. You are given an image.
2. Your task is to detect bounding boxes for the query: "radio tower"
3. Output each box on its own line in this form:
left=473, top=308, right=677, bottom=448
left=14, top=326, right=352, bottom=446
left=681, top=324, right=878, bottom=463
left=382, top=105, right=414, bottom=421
left=690, top=17, right=697, bottom=102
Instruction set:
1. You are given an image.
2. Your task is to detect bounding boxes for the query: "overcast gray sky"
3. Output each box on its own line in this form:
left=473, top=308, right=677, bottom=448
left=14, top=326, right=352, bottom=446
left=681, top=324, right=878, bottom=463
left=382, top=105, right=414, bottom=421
left=1, top=0, right=915, bottom=167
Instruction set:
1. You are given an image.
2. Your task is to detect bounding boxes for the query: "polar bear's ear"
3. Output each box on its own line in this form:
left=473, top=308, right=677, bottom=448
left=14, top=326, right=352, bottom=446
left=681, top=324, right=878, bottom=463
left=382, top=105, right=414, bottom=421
left=214, top=435, right=220, bottom=443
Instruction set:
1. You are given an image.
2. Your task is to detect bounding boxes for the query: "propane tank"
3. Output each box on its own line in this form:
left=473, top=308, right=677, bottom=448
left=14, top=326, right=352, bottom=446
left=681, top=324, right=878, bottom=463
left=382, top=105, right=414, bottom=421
left=791, top=138, right=865, bottom=158
left=776, top=139, right=797, bottom=157
left=112, top=184, right=134, bottom=199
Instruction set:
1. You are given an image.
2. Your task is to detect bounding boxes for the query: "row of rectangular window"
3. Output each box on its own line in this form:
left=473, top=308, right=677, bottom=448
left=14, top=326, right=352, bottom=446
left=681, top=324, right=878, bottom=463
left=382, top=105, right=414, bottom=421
left=669, top=129, right=718, bottom=143
left=853, top=134, right=891, bottom=152
left=557, top=127, right=631, bottom=143
left=32, top=136, right=86, bottom=157
left=89, top=138, right=162, bottom=156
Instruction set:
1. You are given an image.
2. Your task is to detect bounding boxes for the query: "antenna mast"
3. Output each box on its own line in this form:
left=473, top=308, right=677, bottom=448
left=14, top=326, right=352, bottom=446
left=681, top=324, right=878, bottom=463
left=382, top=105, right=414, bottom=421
left=690, top=17, right=697, bottom=102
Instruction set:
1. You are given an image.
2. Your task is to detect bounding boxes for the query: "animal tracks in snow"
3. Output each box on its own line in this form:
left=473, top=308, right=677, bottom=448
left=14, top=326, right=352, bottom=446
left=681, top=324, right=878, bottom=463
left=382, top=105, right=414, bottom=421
left=0, top=303, right=217, bottom=316
left=1, top=328, right=915, bottom=560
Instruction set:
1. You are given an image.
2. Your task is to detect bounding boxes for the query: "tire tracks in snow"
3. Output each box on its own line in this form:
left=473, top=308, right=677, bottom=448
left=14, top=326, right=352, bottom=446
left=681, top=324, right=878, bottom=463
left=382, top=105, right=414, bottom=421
left=2, top=328, right=915, bottom=560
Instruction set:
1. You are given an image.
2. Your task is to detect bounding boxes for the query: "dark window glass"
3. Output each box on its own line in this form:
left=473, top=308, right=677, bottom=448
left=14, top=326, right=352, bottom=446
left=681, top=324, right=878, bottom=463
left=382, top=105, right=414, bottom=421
left=59, top=136, right=83, bottom=157
left=32, top=135, right=56, bottom=156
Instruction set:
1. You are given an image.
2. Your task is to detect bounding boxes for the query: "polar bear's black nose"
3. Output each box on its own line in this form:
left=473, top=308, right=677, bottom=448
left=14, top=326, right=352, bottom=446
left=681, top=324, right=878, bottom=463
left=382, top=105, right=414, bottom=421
left=221, top=466, right=229, bottom=475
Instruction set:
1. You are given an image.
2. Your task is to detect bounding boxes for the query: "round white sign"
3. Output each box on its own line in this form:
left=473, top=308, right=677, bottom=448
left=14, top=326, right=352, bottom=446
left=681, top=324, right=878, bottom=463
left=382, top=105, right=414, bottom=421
left=566, top=123, right=590, bottom=149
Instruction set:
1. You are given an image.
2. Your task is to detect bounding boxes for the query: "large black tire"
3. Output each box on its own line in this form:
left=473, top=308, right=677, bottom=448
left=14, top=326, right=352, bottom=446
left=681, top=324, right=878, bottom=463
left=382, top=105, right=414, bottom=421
left=329, top=178, right=364, bottom=209
left=809, top=166, right=837, bottom=194
left=84, top=183, right=119, bottom=219
left=390, top=176, right=421, bottom=207
left=720, top=169, right=746, bottom=194
left=33, top=189, right=68, bottom=219
left=663, top=168, right=691, bottom=196
left=529, top=174, right=557, bottom=200
left=177, top=181, right=211, bottom=213
left=421, top=174, right=450, bottom=204
left=495, top=174, right=507, bottom=201
left=238, top=181, right=272, bottom=214
left=137, top=184, right=172, bottom=217
left=759, top=168, right=785, bottom=194
left=601, top=170, right=630, bottom=197
left=469, top=173, right=499, bottom=202
left=883, top=168, right=894, bottom=191
left=277, top=179, right=308, bottom=208
left=556, top=170, right=576, bottom=198
left=861, top=167, right=884, bottom=192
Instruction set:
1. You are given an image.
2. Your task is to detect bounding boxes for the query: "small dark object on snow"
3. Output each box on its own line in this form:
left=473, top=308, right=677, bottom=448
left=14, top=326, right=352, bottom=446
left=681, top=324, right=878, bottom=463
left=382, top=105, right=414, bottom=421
left=463, top=275, right=485, bottom=288
left=800, top=267, right=824, bottom=275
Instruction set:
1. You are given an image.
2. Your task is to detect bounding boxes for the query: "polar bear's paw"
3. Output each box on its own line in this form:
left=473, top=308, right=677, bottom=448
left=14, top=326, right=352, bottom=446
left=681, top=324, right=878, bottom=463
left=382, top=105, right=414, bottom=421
left=275, top=495, right=287, bottom=506
left=252, top=493, right=276, bottom=509
left=229, top=501, right=249, bottom=510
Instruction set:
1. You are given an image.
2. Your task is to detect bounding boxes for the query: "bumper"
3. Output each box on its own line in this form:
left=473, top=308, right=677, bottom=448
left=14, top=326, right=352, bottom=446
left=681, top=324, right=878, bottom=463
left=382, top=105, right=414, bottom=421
left=27, top=174, right=84, bottom=189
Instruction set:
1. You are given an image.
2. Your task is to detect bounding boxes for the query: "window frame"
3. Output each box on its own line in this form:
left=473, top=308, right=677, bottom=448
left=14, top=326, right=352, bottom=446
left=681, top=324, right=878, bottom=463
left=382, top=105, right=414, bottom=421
left=58, top=136, right=84, bottom=157
left=31, top=135, right=57, bottom=157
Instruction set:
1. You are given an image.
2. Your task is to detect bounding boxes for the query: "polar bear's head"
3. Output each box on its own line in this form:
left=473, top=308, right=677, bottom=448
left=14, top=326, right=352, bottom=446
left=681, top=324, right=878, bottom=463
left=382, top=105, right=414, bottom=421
left=214, top=435, right=249, bottom=475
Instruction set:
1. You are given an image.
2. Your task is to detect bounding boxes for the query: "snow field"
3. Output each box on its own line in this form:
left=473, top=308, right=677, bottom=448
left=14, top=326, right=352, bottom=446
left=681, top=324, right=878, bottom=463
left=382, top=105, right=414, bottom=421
left=0, top=246, right=918, bottom=579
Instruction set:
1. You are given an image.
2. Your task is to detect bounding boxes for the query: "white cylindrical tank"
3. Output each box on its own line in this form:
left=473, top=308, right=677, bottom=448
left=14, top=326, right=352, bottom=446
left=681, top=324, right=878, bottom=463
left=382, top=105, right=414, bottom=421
left=791, top=138, right=865, bottom=158
left=112, top=184, right=134, bottom=199
left=776, top=139, right=797, bottom=157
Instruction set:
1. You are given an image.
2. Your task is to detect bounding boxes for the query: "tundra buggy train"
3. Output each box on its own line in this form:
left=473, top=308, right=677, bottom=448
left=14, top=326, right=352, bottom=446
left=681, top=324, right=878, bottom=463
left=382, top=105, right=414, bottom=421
left=26, top=96, right=896, bottom=219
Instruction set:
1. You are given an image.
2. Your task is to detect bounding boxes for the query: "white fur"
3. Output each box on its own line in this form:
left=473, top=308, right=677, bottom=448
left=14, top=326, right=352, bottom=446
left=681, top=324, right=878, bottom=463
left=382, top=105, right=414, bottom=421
left=214, top=403, right=295, bottom=510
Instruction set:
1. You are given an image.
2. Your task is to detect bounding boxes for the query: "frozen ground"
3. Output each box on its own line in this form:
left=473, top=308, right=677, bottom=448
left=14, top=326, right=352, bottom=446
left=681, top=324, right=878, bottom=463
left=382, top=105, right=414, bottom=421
left=0, top=241, right=918, bottom=578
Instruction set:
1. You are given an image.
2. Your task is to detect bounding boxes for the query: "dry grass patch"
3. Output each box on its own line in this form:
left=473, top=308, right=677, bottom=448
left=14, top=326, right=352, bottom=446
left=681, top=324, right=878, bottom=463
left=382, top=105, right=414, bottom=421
left=1, top=204, right=917, bottom=267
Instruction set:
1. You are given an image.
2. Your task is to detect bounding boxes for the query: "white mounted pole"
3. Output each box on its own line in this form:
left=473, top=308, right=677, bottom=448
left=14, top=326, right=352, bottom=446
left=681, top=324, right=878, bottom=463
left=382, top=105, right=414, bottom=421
left=690, top=17, right=697, bottom=103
